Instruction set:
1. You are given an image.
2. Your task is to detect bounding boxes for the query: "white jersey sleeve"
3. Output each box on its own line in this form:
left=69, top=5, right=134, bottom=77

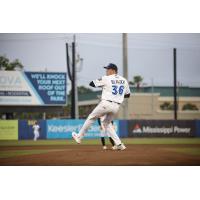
left=93, top=76, right=106, bottom=87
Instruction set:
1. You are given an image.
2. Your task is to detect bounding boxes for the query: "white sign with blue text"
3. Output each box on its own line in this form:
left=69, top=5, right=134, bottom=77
left=0, top=71, right=67, bottom=105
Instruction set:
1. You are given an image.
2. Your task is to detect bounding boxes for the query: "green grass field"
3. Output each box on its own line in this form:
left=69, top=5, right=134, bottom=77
left=1, top=138, right=200, bottom=146
left=1, top=138, right=200, bottom=165
left=0, top=149, right=63, bottom=159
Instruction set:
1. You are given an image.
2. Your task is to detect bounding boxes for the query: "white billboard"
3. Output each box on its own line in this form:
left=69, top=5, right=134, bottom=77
left=0, top=71, right=67, bottom=106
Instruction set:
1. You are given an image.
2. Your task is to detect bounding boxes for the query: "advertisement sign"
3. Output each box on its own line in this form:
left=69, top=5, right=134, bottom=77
left=119, top=120, right=128, bottom=138
left=196, top=120, right=200, bottom=137
left=0, top=71, right=67, bottom=105
left=128, top=120, right=195, bottom=137
left=0, top=120, right=18, bottom=140
left=47, top=119, right=119, bottom=139
left=18, top=120, right=46, bottom=140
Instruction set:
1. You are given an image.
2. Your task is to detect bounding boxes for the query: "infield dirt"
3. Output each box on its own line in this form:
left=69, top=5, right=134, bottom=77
left=1, top=144, right=200, bottom=166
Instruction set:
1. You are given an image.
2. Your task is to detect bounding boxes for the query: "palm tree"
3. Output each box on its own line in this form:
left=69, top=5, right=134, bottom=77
left=129, top=75, right=143, bottom=92
left=0, top=55, right=24, bottom=71
left=0, top=55, right=9, bottom=70
left=7, top=59, right=24, bottom=71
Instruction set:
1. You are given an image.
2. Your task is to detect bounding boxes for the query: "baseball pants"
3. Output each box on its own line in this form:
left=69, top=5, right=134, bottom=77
left=78, top=100, right=122, bottom=145
left=33, top=132, right=39, bottom=141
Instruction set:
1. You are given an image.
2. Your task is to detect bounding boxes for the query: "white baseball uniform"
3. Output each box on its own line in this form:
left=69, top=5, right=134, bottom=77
left=99, top=115, right=116, bottom=137
left=33, top=124, right=40, bottom=141
left=99, top=115, right=108, bottom=137
left=78, top=74, right=130, bottom=145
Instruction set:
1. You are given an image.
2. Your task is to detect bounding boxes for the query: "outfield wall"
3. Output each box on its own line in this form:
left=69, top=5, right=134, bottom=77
left=46, top=119, right=119, bottom=139
left=196, top=120, right=200, bottom=137
left=18, top=119, right=119, bottom=140
left=19, top=120, right=46, bottom=140
left=0, top=120, right=200, bottom=140
left=126, top=120, right=196, bottom=137
left=0, top=120, right=18, bottom=140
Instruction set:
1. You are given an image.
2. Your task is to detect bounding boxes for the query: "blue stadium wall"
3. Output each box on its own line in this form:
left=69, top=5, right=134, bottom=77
left=0, top=119, right=199, bottom=140
left=18, top=120, right=46, bottom=140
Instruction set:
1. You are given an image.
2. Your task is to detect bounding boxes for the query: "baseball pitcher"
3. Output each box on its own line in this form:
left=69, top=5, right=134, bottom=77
left=98, top=116, right=115, bottom=150
left=72, top=63, right=130, bottom=150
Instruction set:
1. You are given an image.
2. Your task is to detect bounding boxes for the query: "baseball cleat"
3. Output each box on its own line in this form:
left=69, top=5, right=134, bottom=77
left=72, top=132, right=81, bottom=144
left=112, top=145, right=118, bottom=150
left=103, top=146, right=107, bottom=150
left=116, top=143, right=126, bottom=151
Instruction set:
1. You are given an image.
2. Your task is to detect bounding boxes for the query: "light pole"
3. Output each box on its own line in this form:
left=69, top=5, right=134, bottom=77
left=66, top=34, right=83, bottom=119
left=173, top=48, right=178, bottom=120
left=122, top=33, right=129, bottom=119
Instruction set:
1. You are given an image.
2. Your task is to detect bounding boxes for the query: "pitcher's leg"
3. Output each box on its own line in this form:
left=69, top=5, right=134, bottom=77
left=102, top=114, right=122, bottom=146
left=109, top=137, right=115, bottom=146
left=107, top=123, right=122, bottom=145
left=78, top=101, right=107, bottom=138
left=78, top=116, right=96, bottom=138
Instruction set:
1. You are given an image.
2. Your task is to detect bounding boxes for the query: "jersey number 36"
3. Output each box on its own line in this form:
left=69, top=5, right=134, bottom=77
left=112, top=85, right=124, bottom=95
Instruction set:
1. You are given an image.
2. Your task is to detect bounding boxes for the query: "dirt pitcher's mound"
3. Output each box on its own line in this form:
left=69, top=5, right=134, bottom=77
left=0, top=144, right=200, bottom=166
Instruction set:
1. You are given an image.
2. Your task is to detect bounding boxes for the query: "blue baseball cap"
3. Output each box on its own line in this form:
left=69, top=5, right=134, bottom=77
left=103, top=63, right=118, bottom=72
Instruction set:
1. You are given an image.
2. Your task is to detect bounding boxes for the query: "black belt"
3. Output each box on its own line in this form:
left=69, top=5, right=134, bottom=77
left=106, top=100, right=120, bottom=105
